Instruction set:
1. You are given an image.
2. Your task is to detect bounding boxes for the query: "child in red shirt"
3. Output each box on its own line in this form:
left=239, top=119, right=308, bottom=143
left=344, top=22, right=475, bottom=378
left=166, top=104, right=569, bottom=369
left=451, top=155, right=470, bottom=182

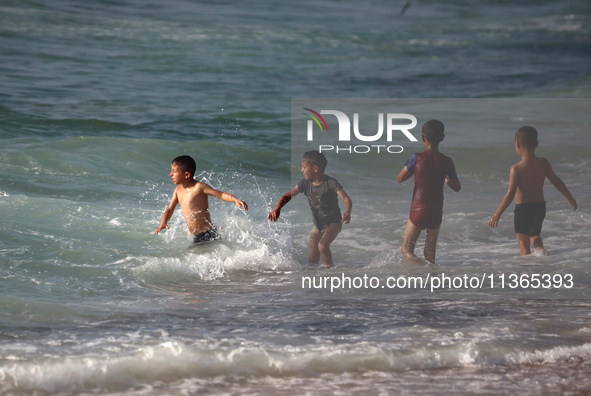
left=397, top=120, right=461, bottom=263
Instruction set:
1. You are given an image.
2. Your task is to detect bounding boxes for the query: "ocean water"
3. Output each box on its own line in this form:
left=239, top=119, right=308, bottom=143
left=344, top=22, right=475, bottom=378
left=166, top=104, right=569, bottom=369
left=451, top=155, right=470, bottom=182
left=1, top=1, right=590, bottom=395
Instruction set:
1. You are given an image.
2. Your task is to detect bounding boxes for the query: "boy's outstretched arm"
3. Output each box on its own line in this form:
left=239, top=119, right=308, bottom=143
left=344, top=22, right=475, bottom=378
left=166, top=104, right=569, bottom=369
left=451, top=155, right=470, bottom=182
left=268, top=186, right=299, bottom=222
left=204, top=185, right=248, bottom=211
left=337, top=189, right=352, bottom=225
left=489, top=166, right=518, bottom=228
left=154, top=191, right=179, bottom=234
left=545, top=159, right=577, bottom=211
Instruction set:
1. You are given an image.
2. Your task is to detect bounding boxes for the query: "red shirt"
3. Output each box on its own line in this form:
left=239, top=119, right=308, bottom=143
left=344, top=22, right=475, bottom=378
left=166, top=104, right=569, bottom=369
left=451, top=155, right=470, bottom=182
left=404, top=150, right=457, bottom=229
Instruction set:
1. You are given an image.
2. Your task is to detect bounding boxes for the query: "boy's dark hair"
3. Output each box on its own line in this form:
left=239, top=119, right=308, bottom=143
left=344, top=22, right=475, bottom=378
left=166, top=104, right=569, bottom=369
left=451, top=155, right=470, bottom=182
left=172, top=155, right=197, bottom=177
left=302, top=150, right=328, bottom=171
left=515, top=126, right=538, bottom=148
left=422, top=119, right=445, bottom=143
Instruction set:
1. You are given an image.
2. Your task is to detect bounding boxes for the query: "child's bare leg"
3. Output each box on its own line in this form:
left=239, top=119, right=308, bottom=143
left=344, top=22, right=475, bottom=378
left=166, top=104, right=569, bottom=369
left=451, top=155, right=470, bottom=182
left=308, top=229, right=322, bottom=264
left=424, top=226, right=440, bottom=264
left=401, top=219, right=422, bottom=263
left=318, top=223, right=341, bottom=268
left=531, top=235, right=547, bottom=256
left=516, top=233, right=531, bottom=256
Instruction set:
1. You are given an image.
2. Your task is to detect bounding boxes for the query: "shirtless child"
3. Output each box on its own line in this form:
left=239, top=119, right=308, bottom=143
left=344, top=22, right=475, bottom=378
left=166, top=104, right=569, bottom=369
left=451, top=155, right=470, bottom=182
left=154, top=155, right=248, bottom=244
left=397, top=120, right=461, bottom=263
left=488, top=126, right=577, bottom=256
left=269, top=151, right=352, bottom=268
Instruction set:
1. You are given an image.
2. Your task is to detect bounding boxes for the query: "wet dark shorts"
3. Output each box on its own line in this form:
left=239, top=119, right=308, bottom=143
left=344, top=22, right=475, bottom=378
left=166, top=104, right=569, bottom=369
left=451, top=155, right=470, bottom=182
left=514, top=201, right=546, bottom=237
left=192, top=227, right=220, bottom=244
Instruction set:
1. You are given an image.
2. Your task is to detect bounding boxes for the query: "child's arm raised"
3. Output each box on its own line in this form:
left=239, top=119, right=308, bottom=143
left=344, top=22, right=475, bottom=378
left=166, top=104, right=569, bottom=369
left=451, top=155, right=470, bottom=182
left=154, top=190, right=179, bottom=234
left=489, top=165, right=518, bottom=228
left=268, top=186, right=299, bottom=222
left=545, top=158, right=577, bottom=211
left=337, top=189, right=352, bottom=225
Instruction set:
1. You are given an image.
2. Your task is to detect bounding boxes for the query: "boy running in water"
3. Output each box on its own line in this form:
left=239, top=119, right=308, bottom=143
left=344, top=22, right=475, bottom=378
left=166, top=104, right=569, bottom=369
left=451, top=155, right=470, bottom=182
left=154, top=155, right=248, bottom=244
left=488, top=126, right=577, bottom=255
left=397, top=120, right=461, bottom=263
left=269, top=151, right=352, bottom=268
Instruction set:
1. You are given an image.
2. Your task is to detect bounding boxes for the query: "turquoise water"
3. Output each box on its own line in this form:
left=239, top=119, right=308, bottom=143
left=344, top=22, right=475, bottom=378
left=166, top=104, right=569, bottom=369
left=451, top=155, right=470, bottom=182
left=1, top=1, right=590, bottom=394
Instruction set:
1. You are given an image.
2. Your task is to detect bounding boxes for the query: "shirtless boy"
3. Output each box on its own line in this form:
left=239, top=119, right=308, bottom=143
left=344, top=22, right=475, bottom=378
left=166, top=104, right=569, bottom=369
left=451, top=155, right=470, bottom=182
left=488, top=126, right=577, bottom=256
left=154, top=155, right=248, bottom=244
left=397, top=120, right=461, bottom=263
left=268, top=151, right=352, bottom=268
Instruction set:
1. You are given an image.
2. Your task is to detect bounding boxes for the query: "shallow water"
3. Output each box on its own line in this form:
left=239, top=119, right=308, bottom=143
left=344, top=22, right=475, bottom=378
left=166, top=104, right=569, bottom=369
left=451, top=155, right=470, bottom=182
left=1, top=1, right=590, bottom=394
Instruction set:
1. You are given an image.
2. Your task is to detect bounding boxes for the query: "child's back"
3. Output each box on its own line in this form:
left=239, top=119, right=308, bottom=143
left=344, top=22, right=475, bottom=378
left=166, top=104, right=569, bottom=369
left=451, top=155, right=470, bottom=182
left=408, top=150, right=455, bottom=228
left=397, top=120, right=461, bottom=263
left=512, top=156, right=551, bottom=204
left=488, top=126, right=576, bottom=256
